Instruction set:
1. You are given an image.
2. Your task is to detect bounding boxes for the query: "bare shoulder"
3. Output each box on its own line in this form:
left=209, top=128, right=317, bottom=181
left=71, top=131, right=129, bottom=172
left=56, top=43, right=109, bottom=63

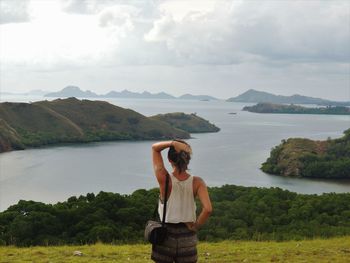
left=193, top=176, right=207, bottom=195
left=193, top=176, right=206, bottom=185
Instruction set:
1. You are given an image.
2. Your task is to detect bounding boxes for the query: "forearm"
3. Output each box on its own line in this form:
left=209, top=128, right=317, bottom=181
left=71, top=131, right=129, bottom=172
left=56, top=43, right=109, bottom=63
left=195, top=208, right=212, bottom=229
left=152, top=141, right=173, bottom=152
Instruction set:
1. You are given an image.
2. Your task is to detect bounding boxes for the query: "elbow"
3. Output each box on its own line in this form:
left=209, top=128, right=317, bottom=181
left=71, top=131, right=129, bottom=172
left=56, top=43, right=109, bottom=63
left=152, top=143, right=158, bottom=151
left=152, top=143, right=164, bottom=153
left=204, top=205, right=213, bottom=215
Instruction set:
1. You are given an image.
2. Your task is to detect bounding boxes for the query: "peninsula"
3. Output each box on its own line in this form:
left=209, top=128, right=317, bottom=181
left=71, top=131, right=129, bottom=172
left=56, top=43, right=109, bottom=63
left=151, top=112, right=220, bottom=133
left=0, top=98, right=219, bottom=153
left=262, top=129, right=350, bottom=179
left=243, top=103, right=350, bottom=115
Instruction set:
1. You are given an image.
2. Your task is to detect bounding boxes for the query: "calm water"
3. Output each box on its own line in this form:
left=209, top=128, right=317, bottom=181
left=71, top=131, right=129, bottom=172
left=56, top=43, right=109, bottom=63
left=0, top=96, right=350, bottom=211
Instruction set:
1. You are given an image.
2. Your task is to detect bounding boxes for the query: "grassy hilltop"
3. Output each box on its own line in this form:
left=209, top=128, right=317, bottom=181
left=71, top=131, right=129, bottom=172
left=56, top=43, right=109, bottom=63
left=1, top=237, right=350, bottom=262
left=0, top=98, right=219, bottom=153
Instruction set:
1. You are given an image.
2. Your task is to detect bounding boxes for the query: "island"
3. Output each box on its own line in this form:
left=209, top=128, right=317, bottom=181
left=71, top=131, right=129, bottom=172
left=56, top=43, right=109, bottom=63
left=0, top=98, right=220, bottom=153
left=43, top=86, right=220, bottom=100
left=243, top=103, right=350, bottom=115
left=262, top=129, right=350, bottom=179
left=150, top=112, right=220, bottom=133
left=44, top=86, right=99, bottom=98
left=227, top=89, right=350, bottom=106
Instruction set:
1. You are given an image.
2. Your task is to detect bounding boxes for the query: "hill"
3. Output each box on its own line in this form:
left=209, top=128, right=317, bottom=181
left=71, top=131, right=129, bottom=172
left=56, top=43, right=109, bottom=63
left=0, top=119, right=25, bottom=152
left=0, top=98, right=196, bottom=153
left=228, top=89, right=350, bottom=106
left=262, top=129, right=350, bottom=178
left=150, top=112, right=220, bottom=133
left=243, top=103, right=350, bottom=115
left=178, top=94, right=219, bottom=101
left=102, top=90, right=175, bottom=99
left=45, top=86, right=98, bottom=98
left=1, top=237, right=349, bottom=262
left=43, top=86, right=220, bottom=100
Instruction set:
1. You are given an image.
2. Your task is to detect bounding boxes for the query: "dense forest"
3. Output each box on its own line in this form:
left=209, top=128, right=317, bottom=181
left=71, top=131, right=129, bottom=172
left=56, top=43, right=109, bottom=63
left=243, top=103, right=350, bottom=115
left=1, top=185, right=350, bottom=246
left=262, top=129, right=350, bottom=178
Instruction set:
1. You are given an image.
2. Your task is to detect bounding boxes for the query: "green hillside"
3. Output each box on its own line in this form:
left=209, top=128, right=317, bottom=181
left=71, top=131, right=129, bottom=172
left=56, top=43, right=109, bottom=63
left=0, top=119, right=25, bottom=152
left=150, top=112, right=220, bottom=133
left=1, top=237, right=349, bottom=262
left=262, top=129, right=350, bottom=178
left=0, top=98, right=196, bottom=153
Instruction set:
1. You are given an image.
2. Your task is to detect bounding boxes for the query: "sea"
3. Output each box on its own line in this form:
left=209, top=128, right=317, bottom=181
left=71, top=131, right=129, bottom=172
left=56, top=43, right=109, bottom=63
left=0, top=95, right=349, bottom=211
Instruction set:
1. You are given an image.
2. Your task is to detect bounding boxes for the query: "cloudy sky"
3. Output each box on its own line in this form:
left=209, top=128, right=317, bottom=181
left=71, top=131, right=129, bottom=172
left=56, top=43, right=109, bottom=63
left=0, top=0, right=349, bottom=100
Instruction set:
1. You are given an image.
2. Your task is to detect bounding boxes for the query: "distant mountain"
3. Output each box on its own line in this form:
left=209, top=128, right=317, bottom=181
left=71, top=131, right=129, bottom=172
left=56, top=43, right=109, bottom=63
left=45, top=86, right=98, bottom=98
left=44, top=86, right=221, bottom=100
left=178, top=94, right=219, bottom=101
left=227, top=89, right=350, bottom=106
left=102, top=89, right=175, bottom=99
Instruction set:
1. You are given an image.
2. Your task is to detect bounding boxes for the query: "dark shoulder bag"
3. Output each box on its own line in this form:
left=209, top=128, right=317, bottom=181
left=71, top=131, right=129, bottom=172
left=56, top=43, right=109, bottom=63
left=144, top=174, right=169, bottom=245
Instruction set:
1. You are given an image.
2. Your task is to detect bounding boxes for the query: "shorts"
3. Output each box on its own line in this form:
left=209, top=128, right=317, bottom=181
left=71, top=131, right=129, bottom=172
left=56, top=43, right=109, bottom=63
left=151, top=223, right=198, bottom=263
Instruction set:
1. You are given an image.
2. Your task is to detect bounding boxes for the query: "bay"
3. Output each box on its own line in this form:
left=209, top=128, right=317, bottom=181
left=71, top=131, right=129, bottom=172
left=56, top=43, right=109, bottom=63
left=0, top=96, right=349, bottom=211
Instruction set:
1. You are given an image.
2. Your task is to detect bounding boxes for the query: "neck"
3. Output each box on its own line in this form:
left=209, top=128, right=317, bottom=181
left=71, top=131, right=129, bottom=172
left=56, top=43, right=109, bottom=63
left=172, top=169, right=189, bottom=178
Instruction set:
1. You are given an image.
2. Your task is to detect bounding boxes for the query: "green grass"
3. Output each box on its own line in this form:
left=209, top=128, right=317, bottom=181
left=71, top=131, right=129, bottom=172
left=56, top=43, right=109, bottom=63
left=1, top=237, right=350, bottom=262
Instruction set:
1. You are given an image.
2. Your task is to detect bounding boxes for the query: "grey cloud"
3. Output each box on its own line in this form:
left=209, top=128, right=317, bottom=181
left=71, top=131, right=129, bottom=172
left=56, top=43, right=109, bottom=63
left=144, top=1, right=350, bottom=65
left=62, top=0, right=91, bottom=14
left=98, top=5, right=139, bottom=28
left=62, top=0, right=118, bottom=14
left=62, top=0, right=157, bottom=16
left=0, top=0, right=30, bottom=24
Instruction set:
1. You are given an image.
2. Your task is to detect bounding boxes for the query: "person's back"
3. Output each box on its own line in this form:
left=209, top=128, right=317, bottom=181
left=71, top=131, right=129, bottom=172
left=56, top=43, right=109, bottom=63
left=158, top=173, right=196, bottom=223
left=151, top=140, right=212, bottom=263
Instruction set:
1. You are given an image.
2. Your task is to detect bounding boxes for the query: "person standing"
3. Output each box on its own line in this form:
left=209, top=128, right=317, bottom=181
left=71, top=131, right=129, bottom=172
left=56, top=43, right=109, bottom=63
left=151, top=140, right=212, bottom=263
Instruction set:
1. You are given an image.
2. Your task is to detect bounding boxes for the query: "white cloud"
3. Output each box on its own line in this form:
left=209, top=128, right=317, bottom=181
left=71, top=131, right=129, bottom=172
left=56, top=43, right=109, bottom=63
left=0, top=0, right=30, bottom=24
left=144, top=15, right=176, bottom=42
left=0, top=1, right=141, bottom=70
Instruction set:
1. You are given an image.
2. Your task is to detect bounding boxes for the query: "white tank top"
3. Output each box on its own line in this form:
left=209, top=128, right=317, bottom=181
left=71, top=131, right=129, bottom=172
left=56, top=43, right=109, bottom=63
left=158, top=174, right=197, bottom=223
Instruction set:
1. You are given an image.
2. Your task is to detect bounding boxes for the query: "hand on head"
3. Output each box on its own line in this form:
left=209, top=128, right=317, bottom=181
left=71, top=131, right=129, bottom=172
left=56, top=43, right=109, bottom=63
left=172, top=140, right=192, bottom=155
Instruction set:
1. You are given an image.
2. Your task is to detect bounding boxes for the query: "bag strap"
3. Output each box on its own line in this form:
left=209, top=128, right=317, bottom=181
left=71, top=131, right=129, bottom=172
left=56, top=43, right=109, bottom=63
left=161, top=173, right=170, bottom=226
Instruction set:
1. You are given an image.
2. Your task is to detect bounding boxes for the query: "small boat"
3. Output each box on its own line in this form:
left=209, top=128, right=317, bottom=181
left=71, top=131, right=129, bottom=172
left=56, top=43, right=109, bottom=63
left=228, top=112, right=237, bottom=115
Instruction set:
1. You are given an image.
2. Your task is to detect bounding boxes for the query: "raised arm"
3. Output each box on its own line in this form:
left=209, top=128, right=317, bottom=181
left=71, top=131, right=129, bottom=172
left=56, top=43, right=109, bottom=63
left=152, top=140, right=191, bottom=184
left=152, top=141, right=173, bottom=184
